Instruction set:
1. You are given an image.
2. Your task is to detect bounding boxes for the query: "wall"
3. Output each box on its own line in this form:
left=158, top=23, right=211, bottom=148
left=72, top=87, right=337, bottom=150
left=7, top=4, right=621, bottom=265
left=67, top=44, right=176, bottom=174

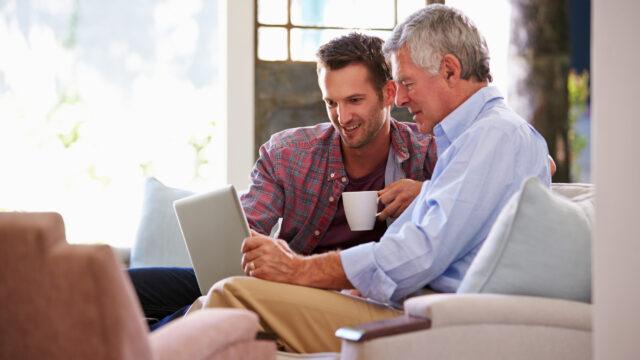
left=254, top=61, right=325, bottom=152
left=593, top=0, right=640, bottom=358
left=221, top=0, right=254, bottom=189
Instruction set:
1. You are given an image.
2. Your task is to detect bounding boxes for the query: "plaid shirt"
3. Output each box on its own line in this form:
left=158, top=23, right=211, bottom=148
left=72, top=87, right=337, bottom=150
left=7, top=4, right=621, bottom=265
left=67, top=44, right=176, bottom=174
left=241, top=119, right=437, bottom=255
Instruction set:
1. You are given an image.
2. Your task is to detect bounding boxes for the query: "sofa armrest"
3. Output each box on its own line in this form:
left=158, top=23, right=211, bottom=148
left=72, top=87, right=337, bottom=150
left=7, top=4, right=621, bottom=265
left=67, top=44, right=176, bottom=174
left=336, top=293, right=591, bottom=344
left=149, top=308, right=274, bottom=360
left=404, top=293, right=591, bottom=331
left=337, top=294, right=592, bottom=360
left=335, top=315, right=431, bottom=342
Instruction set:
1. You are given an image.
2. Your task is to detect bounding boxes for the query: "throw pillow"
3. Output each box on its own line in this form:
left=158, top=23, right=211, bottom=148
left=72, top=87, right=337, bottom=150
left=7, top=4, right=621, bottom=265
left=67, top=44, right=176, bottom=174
left=130, top=177, right=194, bottom=268
left=457, top=177, right=594, bottom=303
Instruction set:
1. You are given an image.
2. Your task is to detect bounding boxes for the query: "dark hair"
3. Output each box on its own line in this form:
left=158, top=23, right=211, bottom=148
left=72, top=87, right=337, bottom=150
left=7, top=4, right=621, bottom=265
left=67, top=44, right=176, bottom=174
left=316, top=32, right=391, bottom=98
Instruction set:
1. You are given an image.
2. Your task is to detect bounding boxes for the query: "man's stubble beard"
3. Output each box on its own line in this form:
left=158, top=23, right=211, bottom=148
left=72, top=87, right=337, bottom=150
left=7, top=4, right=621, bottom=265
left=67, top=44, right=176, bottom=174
left=342, top=106, right=388, bottom=150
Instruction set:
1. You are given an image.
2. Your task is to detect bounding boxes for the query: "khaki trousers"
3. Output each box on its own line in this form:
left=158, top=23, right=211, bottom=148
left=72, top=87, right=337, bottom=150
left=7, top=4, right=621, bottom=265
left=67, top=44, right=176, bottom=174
left=187, top=276, right=402, bottom=353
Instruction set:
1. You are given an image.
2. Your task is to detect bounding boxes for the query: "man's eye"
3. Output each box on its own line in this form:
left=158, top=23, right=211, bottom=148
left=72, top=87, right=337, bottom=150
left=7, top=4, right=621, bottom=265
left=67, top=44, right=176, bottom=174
left=349, top=98, right=363, bottom=103
left=325, top=101, right=336, bottom=108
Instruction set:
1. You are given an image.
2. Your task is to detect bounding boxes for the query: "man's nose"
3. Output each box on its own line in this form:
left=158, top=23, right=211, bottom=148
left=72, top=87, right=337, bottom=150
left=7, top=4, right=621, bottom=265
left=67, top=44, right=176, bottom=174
left=337, top=105, right=350, bottom=123
left=395, top=85, right=409, bottom=108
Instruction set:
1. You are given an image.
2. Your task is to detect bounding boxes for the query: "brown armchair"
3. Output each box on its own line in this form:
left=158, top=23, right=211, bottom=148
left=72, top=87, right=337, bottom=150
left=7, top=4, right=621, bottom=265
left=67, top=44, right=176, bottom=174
left=0, top=212, right=275, bottom=360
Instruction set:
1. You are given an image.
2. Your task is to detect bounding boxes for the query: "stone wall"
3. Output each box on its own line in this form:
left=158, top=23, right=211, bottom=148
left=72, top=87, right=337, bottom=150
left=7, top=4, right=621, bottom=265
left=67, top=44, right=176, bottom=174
left=254, top=61, right=325, bottom=152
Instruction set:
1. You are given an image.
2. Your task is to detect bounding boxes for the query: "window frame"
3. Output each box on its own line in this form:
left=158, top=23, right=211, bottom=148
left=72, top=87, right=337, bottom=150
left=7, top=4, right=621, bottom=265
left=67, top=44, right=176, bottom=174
left=254, top=0, right=435, bottom=62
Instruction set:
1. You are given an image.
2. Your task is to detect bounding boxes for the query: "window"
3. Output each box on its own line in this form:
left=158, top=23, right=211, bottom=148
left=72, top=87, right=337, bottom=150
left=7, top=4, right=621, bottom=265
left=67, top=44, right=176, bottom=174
left=256, top=0, right=428, bottom=61
left=0, top=0, right=224, bottom=247
left=446, top=0, right=511, bottom=99
left=255, top=0, right=512, bottom=98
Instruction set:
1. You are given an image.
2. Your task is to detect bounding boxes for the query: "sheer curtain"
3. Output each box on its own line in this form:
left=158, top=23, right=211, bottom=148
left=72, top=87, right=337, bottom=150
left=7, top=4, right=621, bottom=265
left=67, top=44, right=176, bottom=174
left=0, top=0, right=224, bottom=246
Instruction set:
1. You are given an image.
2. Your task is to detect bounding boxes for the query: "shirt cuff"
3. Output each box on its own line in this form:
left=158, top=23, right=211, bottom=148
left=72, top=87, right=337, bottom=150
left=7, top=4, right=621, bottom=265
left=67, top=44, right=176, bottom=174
left=340, top=242, right=398, bottom=305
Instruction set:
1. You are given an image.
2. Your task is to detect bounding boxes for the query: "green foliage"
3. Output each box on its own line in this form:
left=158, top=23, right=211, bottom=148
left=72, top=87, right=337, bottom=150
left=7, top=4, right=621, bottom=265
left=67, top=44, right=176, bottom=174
left=47, top=91, right=82, bottom=121
left=87, top=165, right=111, bottom=187
left=63, top=0, right=80, bottom=49
left=568, top=70, right=589, bottom=180
left=139, top=161, right=155, bottom=177
left=52, top=0, right=82, bottom=149
left=189, top=134, right=212, bottom=179
left=187, top=121, right=217, bottom=179
left=57, top=121, right=83, bottom=148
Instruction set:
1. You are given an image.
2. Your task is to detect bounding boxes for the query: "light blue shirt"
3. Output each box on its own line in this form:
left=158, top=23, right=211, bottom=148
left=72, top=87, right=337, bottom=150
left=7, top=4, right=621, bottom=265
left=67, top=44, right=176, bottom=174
left=340, top=86, right=551, bottom=306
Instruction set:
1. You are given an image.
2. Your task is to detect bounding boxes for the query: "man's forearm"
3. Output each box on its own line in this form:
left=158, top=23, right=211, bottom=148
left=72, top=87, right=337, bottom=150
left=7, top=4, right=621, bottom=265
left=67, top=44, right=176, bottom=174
left=294, top=251, right=353, bottom=290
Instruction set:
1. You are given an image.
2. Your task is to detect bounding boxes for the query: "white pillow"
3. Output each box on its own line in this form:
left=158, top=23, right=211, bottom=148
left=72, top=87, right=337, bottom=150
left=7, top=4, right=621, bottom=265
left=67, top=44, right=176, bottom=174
left=457, top=177, right=594, bottom=303
left=130, top=177, right=194, bottom=268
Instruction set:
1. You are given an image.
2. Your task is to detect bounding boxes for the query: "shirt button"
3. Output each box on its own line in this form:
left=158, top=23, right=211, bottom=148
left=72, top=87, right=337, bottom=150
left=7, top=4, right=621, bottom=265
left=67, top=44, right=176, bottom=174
left=329, top=196, right=335, bottom=202
left=314, top=230, right=320, bottom=236
left=330, top=173, right=335, bottom=178
left=341, top=177, right=347, bottom=183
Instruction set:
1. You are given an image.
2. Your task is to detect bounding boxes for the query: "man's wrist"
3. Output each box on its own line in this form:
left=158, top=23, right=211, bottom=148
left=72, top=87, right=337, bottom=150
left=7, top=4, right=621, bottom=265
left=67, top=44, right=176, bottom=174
left=287, top=254, right=308, bottom=286
left=292, top=251, right=352, bottom=289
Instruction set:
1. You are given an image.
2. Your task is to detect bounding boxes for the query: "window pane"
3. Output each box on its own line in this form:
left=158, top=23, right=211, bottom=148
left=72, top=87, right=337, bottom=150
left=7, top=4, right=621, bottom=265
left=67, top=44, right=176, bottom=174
left=0, top=0, right=224, bottom=247
left=291, top=28, right=348, bottom=61
left=290, top=29, right=391, bottom=61
left=258, top=0, right=288, bottom=25
left=397, top=0, right=426, bottom=24
left=363, top=29, right=392, bottom=42
left=258, top=27, right=288, bottom=60
left=291, top=0, right=394, bottom=29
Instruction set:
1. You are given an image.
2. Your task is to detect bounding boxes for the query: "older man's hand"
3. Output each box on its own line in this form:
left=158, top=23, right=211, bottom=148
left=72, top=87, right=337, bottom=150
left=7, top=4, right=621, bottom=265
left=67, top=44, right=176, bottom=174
left=377, top=179, right=423, bottom=221
left=241, top=230, right=303, bottom=284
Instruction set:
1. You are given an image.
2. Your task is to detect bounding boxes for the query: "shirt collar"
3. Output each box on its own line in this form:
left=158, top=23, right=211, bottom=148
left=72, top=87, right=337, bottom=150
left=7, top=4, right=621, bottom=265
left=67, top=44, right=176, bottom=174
left=433, top=86, right=503, bottom=147
left=388, top=118, right=410, bottom=163
left=328, top=127, right=347, bottom=181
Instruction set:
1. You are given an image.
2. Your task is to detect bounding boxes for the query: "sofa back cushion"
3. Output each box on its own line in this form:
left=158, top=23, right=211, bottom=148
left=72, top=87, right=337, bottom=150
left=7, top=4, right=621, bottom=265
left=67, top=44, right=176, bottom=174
left=457, top=178, right=594, bottom=303
left=130, top=177, right=194, bottom=268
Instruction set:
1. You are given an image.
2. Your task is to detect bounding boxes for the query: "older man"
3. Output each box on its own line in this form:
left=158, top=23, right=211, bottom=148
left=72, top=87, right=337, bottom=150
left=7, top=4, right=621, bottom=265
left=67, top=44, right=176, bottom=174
left=192, top=4, right=551, bottom=353
left=129, top=32, right=435, bottom=330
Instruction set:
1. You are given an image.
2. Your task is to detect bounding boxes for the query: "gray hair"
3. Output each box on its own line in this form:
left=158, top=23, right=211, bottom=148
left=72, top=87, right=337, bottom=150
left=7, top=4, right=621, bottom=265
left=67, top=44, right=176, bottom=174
left=383, top=4, right=492, bottom=82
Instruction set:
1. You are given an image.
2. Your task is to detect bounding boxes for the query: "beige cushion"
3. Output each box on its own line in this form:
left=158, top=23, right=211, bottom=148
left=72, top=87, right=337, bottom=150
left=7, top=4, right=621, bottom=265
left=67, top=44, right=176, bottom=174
left=458, top=178, right=594, bottom=302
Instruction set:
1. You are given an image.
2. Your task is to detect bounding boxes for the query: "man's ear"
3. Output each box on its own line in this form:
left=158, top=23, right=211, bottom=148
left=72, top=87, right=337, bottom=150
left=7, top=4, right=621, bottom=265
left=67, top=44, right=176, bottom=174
left=382, top=80, right=396, bottom=107
left=440, top=54, right=462, bottom=86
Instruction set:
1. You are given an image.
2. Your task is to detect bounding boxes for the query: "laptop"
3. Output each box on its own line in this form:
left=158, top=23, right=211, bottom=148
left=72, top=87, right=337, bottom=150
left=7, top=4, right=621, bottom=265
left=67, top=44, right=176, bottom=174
left=173, top=185, right=250, bottom=295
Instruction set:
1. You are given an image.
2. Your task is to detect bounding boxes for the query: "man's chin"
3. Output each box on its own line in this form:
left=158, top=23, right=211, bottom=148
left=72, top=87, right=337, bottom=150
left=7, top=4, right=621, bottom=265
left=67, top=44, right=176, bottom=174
left=340, top=135, right=367, bottom=149
left=344, top=140, right=366, bottom=149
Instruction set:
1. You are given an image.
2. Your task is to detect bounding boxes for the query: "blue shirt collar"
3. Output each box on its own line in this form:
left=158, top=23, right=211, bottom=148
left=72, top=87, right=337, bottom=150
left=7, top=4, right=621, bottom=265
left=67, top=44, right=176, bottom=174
left=433, top=86, right=503, bottom=149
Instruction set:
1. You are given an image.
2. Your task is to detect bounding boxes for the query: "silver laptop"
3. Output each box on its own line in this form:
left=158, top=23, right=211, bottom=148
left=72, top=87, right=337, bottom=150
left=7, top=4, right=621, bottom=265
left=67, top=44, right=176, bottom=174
left=173, top=185, right=250, bottom=295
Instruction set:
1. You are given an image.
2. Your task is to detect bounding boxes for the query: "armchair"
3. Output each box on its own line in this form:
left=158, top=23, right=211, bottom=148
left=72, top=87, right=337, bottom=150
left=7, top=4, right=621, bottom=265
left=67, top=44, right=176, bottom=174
left=0, top=212, right=275, bottom=360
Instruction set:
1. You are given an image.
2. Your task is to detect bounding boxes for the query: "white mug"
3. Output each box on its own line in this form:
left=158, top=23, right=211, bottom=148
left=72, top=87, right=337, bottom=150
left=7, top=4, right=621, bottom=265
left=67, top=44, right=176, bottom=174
left=341, top=191, right=378, bottom=231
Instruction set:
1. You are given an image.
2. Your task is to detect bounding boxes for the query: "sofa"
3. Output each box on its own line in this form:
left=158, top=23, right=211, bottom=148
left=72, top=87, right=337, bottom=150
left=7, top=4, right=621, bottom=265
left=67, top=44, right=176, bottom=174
left=0, top=212, right=276, bottom=360
left=121, top=177, right=595, bottom=359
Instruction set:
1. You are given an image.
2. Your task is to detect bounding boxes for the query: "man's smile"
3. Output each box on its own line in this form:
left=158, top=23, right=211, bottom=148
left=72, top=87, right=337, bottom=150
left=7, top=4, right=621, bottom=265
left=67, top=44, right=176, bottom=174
left=342, top=123, right=361, bottom=133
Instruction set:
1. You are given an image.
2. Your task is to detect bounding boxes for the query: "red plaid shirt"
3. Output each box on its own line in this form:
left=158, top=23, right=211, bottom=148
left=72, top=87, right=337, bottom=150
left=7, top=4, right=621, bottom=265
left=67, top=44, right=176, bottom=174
left=241, top=119, right=437, bottom=255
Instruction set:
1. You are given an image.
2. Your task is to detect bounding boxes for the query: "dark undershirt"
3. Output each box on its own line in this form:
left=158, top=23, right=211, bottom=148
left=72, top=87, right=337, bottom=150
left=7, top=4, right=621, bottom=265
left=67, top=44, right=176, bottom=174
left=315, top=160, right=388, bottom=253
